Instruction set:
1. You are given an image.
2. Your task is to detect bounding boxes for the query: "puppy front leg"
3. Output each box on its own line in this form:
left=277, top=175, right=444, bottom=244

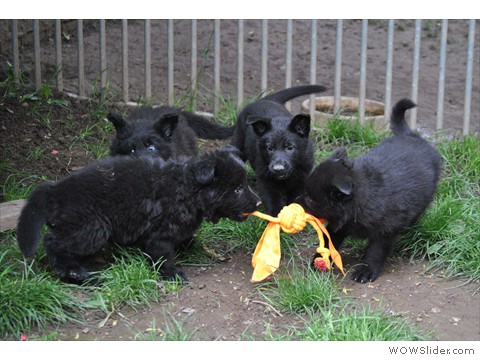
left=351, top=234, right=394, bottom=283
left=257, top=179, right=285, bottom=216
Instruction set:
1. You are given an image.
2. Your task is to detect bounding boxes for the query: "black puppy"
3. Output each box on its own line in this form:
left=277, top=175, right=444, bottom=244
left=108, top=105, right=233, bottom=160
left=300, top=98, right=442, bottom=283
left=16, top=147, right=260, bottom=283
left=232, top=85, right=327, bottom=215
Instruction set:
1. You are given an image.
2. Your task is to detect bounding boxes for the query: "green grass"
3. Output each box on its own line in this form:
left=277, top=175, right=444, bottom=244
left=260, top=263, right=342, bottom=314
left=133, top=312, right=197, bottom=341
left=193, top=216, right=266, bottom=258
left=273, top=307, right=429, bottom=341
left=397, top=134, right=480, bottom=282
left=2, top=173, right=48, bottom=202
left=88, top=247, right=180, bottom=314
left=0, top=246, right=89, bottom=338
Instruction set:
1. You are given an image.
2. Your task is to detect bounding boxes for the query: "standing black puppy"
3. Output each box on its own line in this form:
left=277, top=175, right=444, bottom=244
left=108, top=105, right=233, bottom=160
left=300, top=99, right=442, bottom=283
left=232, top=85, right=327, bottom=215
left=16, top=147, right=260, bottom=283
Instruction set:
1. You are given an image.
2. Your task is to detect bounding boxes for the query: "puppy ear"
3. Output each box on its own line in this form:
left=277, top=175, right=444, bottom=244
left=288, top=114, right=311, bottom=138
left=332, top=175, right=354, bottom=196
left=332, top=147, right=348, bottom=159
left=332, top=147, right=353, bottom=169
left=154, top=113, right=179, bottom=139
left=219, top=145, right=247, bottom=164
left=191, top=160, right=216, bottom=185
left=107, top=113, right=127, bottom=132
left=246, top=116, right=272, bottom=137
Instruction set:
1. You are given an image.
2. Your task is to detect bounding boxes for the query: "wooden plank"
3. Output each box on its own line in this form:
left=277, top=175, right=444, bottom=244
left=0, top=199, right=26, bottom=232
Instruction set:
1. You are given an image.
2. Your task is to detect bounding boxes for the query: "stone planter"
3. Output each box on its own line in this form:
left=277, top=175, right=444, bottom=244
left=301, top=96, right=386, bottom=130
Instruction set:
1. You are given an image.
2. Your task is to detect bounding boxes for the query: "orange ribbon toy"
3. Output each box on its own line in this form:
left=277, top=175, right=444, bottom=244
left=248, top=203, right=345, bottom=283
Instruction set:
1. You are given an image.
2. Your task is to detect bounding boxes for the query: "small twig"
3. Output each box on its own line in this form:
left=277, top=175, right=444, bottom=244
left=251, top=300, right=283, bottom=317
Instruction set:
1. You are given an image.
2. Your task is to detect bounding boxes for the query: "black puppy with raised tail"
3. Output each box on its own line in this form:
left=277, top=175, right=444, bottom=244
left=16, top=147, right=260, bottom=284
left=300, top=98, right=442, bottom=283
left=232, top=85, right=327, bottom=215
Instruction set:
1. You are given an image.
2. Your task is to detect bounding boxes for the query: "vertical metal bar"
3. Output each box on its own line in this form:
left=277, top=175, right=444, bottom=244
left=33, top=19, right=41, bottom=91
left=384, top=19, right=394, bottom=121
left=261, top=19, right=268, bottom=92
left=463, top=19, right=476, bottom=135
left=237, top=19, right=244, bottom=109
left=77, top=20, right=85, bottom=97
left=410, top=19, right=422, bottom=128
left=11, top=20, right=20, bottom=82
left=285, top=19, right=293, bottom=111
left=213, top=19, right=221, bottom=115
left=144, top=19, right=152, bottom=100
left=334, top=19, right=343, bottom=113
left=121, top=19, right=129, bottom=103
left=167, top=19, right=174, bottom=105
left=358, top=19, right=368, bottom=124
left=436, top=19, right=448, bottom=131
left=285, top=19, right=293, bottom=88
left=309, top=20, right=318, bottom=118
left=191, top=19, right=197, bottom=110
left=54, top=20, right=63, bottom=92
left=99, top=20, right=107, bottom=94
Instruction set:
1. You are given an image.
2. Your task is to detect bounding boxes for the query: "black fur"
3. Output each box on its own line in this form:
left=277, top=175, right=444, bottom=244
left=108, top=105, right=234, bottom=160
left=16, top=147, right=260, bottom=283
left=231, top=85, right=327, bottom=215
left=299, top=98, right=442, bottom=283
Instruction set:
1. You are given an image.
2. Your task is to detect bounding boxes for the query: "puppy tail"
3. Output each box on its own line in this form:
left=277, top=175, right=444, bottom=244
left=262, top=85, right=327, bottom=104
left=16, top=183, right=52, bottom=258
left=182, top=111, right=234, bottom=139
left=390, top=98, right=417, bottom=136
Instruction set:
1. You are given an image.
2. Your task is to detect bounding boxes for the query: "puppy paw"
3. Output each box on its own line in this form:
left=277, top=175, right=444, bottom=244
left=350, top=264, right=381, bottom=283
left=58, top=266, right=91, bottom=285
left=161, top=268, right=189, bottom=283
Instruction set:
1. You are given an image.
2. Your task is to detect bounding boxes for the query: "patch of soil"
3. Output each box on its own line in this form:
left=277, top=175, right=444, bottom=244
left=0, top=91, right=125, bottom=199
left=1, top=19, right=479, bottom=341
left=24, top=252, right=480, bottom=341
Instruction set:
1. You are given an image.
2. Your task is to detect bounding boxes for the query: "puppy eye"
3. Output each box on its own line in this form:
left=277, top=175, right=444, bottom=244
left=286, top=144, right=294, bottom=151
left=130, top=148, right=136, bottom=154
left=147, top=145, right=156, bottom=151
left=234, top=186, right=244, bottom=195
left=266, top=144, right=274, bottom=152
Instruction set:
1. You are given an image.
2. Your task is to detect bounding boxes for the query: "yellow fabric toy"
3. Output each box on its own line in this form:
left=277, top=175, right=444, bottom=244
left=248, top=203, right=345, bottom=283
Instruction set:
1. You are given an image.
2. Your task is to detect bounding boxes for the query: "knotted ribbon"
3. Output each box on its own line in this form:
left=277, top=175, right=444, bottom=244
left=248, top=203, right=345, bottom=283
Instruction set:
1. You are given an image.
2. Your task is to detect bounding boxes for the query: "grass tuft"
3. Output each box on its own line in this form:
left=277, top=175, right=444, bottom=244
left=0, top=249, right=87, bottom=338
left=279, top=307, right=429, bottom=341
left=260, top=262, right=342, bottom=314
left=89, top=248, right=167, bottom=312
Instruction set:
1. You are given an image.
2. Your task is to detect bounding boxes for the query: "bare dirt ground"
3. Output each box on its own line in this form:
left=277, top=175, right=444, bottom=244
left=1, top=19, right=479, bottom=341
left=46, top=254, right=480, bottom=341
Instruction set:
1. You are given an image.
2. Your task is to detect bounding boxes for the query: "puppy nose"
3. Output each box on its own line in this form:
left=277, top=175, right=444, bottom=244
left=273, top=164, right=285, bottom=172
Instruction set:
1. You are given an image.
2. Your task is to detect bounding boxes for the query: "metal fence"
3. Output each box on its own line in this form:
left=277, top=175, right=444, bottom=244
left=3, top=19, right=479, bottom=135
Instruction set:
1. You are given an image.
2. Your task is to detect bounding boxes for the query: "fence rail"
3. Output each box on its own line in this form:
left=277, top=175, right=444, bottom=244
left=3, top=19, right=479, bottom=135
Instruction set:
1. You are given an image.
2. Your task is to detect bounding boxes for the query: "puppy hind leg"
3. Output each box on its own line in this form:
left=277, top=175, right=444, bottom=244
left=142, top=238, right=188, bottom=282
left=43, top=232, right=91, bottom=284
